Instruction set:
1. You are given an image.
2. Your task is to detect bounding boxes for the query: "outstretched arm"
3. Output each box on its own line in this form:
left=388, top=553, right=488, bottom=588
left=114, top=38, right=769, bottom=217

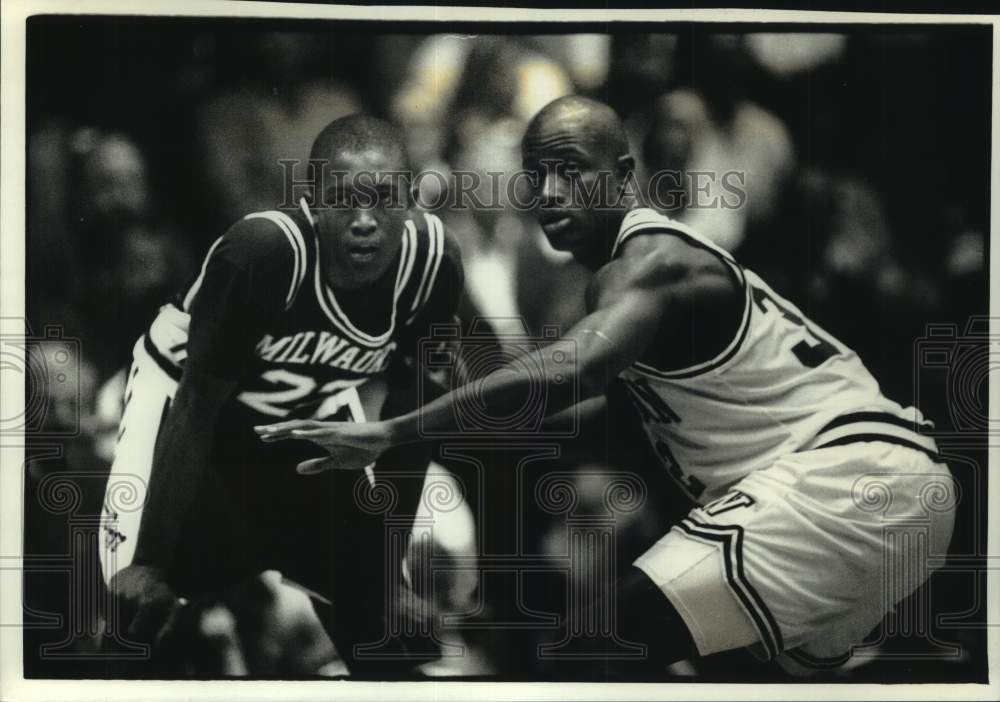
left=385, top=277, right=667, bottom=440
left=255, top=237, right=732, bottom=469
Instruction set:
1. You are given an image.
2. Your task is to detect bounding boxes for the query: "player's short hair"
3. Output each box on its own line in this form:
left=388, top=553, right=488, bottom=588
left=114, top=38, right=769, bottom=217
left=524, top=95, right=631, bottom=163
left=309, top=114, right=411, bottom=171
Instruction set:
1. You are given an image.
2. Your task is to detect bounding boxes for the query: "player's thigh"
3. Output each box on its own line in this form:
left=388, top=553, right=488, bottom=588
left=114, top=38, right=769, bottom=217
left=99, top=339, right=178, bottom=584
left=741, top=443, right=954, bottom=655
left=100, top=339, right=258, bottom=592
left=635, top=443, right=957, bottom=661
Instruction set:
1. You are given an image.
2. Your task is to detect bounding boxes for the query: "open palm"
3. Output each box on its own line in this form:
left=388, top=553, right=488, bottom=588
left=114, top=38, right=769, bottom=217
left=254, top=419, right=392, bottom=474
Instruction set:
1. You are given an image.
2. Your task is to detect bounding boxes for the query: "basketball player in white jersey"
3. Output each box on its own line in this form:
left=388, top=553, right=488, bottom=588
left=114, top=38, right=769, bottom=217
left=258, top=96, right=956, bottom=677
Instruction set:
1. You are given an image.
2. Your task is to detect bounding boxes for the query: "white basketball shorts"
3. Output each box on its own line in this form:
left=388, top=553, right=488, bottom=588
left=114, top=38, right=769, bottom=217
left=633, top=441, right=956, bottom=671
left=99, top=337, right=179, bottom=584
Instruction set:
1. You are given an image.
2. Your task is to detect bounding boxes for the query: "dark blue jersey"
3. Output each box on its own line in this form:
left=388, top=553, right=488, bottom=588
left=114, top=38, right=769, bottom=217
left=144, top=197, right=463, bottom=426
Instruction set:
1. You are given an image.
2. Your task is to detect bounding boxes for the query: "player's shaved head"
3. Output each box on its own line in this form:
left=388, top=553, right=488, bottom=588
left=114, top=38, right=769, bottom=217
left=521, top=96, right=638, bottom=270
left=310, top=114, right=410, bottom=171
left=522, top=95, right=630, bottom=164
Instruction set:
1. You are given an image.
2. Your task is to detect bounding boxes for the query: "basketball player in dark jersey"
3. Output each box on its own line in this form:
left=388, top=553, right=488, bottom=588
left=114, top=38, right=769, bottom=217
left=100, top=115, right=464, bottom=676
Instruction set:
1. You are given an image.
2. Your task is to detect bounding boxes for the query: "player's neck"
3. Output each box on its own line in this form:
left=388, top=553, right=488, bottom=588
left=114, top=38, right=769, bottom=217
left=325, top=262, right=394, bottom=295
left=597, top=201, right=639, bottom=267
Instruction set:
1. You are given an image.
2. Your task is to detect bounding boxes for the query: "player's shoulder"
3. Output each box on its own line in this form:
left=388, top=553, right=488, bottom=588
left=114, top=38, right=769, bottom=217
left=406, top=208, right=464, bottom=276
left=214, top=208, right=310, bottom=270
left=591, top=209, right=738, bottom=304
left=394, top=209, right=464, bottom=326
left=604, top=232, right=704, bottom=288
left=617, top=208, right=723, bottom=257
left=618, top=209, right=736, bottom=275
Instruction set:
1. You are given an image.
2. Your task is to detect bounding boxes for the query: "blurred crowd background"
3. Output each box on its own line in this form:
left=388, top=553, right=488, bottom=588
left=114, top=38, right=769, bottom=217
left=22, top=17, right=990, bottom=680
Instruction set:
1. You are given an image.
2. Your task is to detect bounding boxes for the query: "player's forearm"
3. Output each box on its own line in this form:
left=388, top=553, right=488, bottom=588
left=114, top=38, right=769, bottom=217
left=541, top=395, right=607, bottom=433
left=386, top=340, right=596, bottom=444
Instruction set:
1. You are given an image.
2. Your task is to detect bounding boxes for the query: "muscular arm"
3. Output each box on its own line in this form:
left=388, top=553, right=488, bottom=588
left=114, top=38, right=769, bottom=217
left=129, top=219, right=293, bottom=570
left=384, top=233, right=738, bottom=443
left=259, top=231, right=740, bottom=461
left=385, top=261, right=663, bottom=442
left=131, top=369, right=235, bottom=568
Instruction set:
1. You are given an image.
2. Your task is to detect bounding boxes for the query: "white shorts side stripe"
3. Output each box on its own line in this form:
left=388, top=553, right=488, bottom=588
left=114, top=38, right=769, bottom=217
left=676, top=518, right=784, bottom=659
left=99, top=338, right=179, bottom=584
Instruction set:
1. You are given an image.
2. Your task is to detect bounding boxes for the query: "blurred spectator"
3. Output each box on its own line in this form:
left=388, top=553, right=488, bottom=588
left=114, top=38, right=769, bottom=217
left=393, top=35, right=573, bottom=170
left=642, top=35, right=796, bottom=252
left=28, top=127, right=195, bottom=382
left=196, top=32, right=361, bottom=221
left=746, top=33, right=847, bottom=79
left=607, top=33, right=680, bottom=121
left=394, top=35, right=586, bottom=336
left=533, top=34, right=612, bottom=92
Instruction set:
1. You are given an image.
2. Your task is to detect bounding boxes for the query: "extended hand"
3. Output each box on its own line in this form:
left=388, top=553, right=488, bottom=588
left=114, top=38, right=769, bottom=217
left=254, top=419, right=392, bottom=474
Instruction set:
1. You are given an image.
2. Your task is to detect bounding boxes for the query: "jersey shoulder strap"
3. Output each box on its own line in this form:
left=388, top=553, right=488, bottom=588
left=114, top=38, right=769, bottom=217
left=611, top=207, right=738, bottom=265
left=613, top=208, right=753, bottom=381
left=398, top=210, right=446, bottom=326
left=178, top=207, right=309, bottom=314
left=240, top=206, right=311, bottom=311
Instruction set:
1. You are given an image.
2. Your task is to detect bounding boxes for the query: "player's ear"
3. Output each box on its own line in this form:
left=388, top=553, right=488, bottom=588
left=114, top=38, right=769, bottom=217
left=302, top=157, right=326, bottom=208
left=410, top=179, right=420, bottom=209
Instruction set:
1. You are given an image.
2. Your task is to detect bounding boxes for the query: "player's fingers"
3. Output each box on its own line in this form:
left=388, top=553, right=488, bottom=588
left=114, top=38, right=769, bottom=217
left=254, top=419, right=322, bottom=435
left=254, top=427, right=297, bottom=441
left=257, top=431, right=295, bottom=443
left=256, top=424, right=316, bottom=442
left=290, top=427, right=340, bottom=438
left=296, top=457, right=336, bottom=474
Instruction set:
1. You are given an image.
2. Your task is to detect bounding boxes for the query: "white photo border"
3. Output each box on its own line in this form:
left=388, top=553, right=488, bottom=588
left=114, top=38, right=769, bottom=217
left=1, top=1, right=996, bottom=700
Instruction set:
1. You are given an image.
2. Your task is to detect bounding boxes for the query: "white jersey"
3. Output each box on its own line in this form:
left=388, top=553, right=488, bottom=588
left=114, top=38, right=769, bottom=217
left=612, top=208, right=938, bottom=504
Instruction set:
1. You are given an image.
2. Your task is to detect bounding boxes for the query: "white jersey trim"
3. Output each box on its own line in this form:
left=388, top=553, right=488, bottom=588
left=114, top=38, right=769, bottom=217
left=399, top=220, right=420, bottom=299
left=313, top=216, right=418, bottom=348
left=613, top=208, right=753, bottom=380
left=406, top=212, right=445, bottom=325
left=181, top=236, right=224, bottom=311
left=300, top=197, right=315, bottom=227
left=243, top=210, right=308, bottom=310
